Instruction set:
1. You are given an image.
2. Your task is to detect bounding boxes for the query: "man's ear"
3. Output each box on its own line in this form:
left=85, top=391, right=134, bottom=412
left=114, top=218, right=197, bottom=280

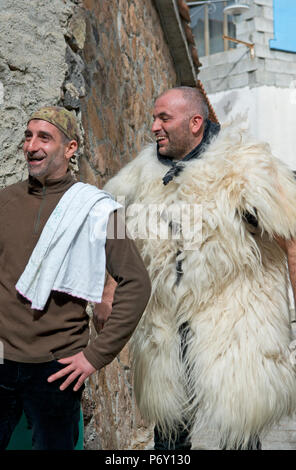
left=190, top=114, right=203, bottom=135
left=65, top=140, right=78, bottom=161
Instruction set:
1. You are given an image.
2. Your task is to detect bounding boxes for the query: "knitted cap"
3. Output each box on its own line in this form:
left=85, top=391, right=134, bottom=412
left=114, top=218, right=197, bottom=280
left=28, top=106, right=80, bottom=144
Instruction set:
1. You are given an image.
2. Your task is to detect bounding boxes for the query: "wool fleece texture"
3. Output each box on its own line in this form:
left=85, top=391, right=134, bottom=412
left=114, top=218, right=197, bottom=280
left=104, top=122, right=296, bottom=449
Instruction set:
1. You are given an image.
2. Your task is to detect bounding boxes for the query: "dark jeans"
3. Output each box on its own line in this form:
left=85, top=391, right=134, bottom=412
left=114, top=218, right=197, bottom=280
left=0, top=359, right=83, bottom=450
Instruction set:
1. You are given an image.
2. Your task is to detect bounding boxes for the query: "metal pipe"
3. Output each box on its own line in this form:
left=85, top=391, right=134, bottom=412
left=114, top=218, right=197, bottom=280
left=223, top=1, right=228, bottom=51
left=223, top=35, right=255, bottom=58
left=204, top=3, right=210, bottom=55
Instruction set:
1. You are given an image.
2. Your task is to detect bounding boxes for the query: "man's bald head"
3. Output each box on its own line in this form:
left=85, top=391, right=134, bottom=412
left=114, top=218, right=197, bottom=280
left=156, top=87, right=209, bottom=122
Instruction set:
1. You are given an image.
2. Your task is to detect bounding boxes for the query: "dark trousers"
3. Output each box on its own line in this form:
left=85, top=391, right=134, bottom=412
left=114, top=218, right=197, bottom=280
left=154, top=423, right=192, bottom=450
left=0, top=359, right=83, bottom=450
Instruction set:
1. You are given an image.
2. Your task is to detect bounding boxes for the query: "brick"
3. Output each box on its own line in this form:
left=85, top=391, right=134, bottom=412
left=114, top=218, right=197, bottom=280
left=228, top=73, right=249, bottom=89
left=251, top=30, right=274, bottom=46
left=198, top=66, right=216, bottom=83
left=254, top=16, right=274, bottom=33
left=253, top=69, right=276, bottom=86
left=254, top=43, right=271, bottom=59
left=275, top=73, right=295, bottom=88
left=263, top=5, right=274, bottom=21
left=231, top=57, right=258, bottom=75
left=254, top=0, right=273, bottom=6
left=202, top=77, right=227, bottom=94
left=236, top=18, right=256, bottom=36
left=272, top=50, right=296, bottom=62
left=265, top=58, right=296, bottom=74
left=207, top=52, right=226, bottom=67
left=207, top=48, right=242, bottom=67
left=254, top=44, right=296, bottom=62
left=250, top=31, right=265, bottom=45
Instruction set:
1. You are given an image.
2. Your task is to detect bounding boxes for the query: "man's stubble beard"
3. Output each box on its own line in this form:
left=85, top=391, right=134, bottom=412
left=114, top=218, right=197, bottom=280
left=27, top=148, right=63, bottom=179
left=161, top=127, right=195, bottom=160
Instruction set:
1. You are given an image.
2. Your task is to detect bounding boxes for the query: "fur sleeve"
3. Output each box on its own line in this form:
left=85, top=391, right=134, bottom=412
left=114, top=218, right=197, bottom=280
left=236, top=142, right=296, bottom=239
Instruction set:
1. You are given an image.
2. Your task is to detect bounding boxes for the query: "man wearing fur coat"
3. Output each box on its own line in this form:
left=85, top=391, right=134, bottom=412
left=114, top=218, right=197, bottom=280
left=101, top=87, right=296, bottom=450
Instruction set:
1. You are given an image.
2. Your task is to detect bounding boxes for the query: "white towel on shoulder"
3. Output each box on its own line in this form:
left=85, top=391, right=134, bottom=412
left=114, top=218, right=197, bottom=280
left=16, top=182, right=121, bottom=310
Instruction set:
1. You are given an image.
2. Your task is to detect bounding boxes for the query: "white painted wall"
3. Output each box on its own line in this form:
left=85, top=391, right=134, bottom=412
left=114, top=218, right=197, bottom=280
left=209, top=85, right=296, bottom=170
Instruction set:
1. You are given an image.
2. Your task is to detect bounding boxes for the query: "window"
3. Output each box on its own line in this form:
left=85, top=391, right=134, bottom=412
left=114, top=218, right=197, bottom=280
left=189, top=1, right=237, bottom=57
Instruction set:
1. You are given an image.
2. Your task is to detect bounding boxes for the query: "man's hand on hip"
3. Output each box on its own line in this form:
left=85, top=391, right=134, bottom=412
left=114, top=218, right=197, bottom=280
left=47, top=351, right=96, bottom=391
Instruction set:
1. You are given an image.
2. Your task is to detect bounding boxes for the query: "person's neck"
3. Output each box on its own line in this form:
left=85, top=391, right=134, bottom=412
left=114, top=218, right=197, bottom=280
left=173, top=135, right=204, bottom=162
left=33, top=170, right=69, bottom=187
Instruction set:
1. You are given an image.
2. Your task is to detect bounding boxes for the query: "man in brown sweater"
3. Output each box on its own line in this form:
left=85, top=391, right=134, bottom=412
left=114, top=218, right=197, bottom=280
left=0, top=106, right=151, bottom=450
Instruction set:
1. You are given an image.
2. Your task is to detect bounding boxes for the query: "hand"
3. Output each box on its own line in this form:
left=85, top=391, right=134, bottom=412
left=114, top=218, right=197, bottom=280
left=93, top=274, right=117, bottom=332
left=93, top=300, right=113, bottom=332
left=47, top=351, right=96, bottom=391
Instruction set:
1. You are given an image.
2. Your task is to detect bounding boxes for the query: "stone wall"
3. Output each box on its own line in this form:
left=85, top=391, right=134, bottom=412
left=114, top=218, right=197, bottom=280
left=79, top=0, right=177, bottom=449
left=0, top=0, right=85, bottom=187
left=0, top=0, right=177, bottom=450
left=79, top=0, right=177, bottom=189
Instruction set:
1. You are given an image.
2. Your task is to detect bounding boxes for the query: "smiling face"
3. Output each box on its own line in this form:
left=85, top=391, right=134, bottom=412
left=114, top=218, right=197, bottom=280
left=151, top=89, right=204, bottom=160
left=23, top=119, right=77, bottom=183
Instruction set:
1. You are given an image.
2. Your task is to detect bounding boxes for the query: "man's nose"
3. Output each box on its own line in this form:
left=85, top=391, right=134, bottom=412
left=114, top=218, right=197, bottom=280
left=25, top=136, right=38, bottom=153
left=151, top=118, right=161, bottom=133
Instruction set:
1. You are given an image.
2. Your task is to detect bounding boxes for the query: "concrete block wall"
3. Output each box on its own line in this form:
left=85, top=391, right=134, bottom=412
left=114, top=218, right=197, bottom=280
left=198, top=0, right=296, bottom=93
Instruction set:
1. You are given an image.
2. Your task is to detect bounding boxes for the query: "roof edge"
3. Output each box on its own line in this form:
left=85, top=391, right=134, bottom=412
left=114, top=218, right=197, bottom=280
left=153, top=0, right=201, bottom=86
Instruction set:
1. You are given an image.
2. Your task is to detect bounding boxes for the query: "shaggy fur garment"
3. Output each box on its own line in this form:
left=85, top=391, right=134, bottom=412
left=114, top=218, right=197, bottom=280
left=104, top=123, right=296, bottom=449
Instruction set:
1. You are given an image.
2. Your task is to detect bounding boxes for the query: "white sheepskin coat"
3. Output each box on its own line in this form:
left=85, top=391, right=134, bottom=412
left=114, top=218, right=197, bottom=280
left=104, top=123, right=296, bottom=448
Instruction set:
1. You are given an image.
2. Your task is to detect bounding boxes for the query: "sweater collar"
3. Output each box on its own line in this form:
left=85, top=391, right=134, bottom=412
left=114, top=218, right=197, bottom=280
left=157, top=119, right=220, bottom=186
left=28, top=170, right=75, bottom=195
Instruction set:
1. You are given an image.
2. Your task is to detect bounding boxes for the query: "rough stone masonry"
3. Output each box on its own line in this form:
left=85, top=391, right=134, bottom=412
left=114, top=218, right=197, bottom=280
left=0, top=0, right=84, bottom=186
left=0, top=0, right=178, bottom=450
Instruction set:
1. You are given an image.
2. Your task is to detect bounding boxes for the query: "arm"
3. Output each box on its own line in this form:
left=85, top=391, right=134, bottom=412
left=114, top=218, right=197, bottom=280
left=93, top=273, right=117, bottom=333
left=274, top=235, right=288, bottom=253
left=230, top=138, right=296, bottom=240
left=48, top=211, right=151, bottom=390
left=83, top=211, right=151, bottom=370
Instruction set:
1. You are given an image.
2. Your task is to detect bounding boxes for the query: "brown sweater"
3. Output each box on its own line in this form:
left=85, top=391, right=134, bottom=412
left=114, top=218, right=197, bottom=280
left=0, top=172, right=151, bottom=370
